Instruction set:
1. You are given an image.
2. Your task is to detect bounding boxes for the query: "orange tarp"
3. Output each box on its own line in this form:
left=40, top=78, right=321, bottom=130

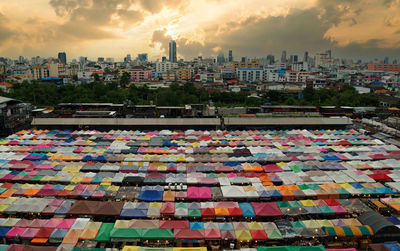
left=62, top=229, right=83, bottom=244
left=215, top=207, right=230, bottom=216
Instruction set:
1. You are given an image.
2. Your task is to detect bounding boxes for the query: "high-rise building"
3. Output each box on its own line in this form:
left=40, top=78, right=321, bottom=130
left=98, top=57, right=104, bottom=62
left=303, top=51, right=309, bottom=63
left=137, top=53, right=148, bottom=61
left=266, top=54, right=275, bottom=65
left=169, top=40, right=177, bottom=63
left=281, top=51, right=287, bottom=63
left=384, top=56, right=389, bottom=64
left=79, top=57, right=87, bottom=65
left=162, top=56, right=167, bottom=62
left=48, top=59, right=66, bottom=77
left=58, top=52, right=67, bottom=65
left=217, top=51, right=225, bottom=64
left=293, top=55, right=298, bottom=63
left=228, top=50, right=233, bottom=62
left=326, top=49, right=332, bottom=59
left=241, top=57, right=246, bottom=63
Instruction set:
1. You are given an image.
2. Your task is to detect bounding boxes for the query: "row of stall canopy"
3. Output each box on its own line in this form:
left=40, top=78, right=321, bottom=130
left=2, top=166, right=400, bottom=185
left=0, top=182, right=394, bottom=203
left=0, top=216, right=375, bottom=244
left=3, top=159, right=400, bottom=174
left=0, top=197, right=372, bottom=217
left=0, top=244, right=365, bottom=251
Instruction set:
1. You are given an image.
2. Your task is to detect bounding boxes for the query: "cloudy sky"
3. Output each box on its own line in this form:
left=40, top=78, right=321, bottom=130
left=1, top=0, right=400, bottom=61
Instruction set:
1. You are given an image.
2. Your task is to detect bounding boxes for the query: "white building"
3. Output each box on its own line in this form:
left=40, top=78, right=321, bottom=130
left=291, top=62, right=309, bottom=72
left=156, top=62, right=178, bottom=73
left=263, top=68, right=280, bottom=82
left=236, top=68, right=263, bottom=82
left=77, top=71, right=93, bottom=80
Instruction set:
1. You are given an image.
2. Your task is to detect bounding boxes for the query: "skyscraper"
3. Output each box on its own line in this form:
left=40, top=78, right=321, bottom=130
left=228, top=50, right=233, bottom=62
left=384, top=56, right=389, bottom=64
left=217, top=51, right=225, bottom=64
left=137, top=53, right=148, bottom=61
left=303, top=51, right=309, bottom=63
left=281, top=51, right=287, bottom=63
left=169, top=40, right=177, bottom=63
left=326, top=49, right=332, bottom=59
left=266, top=54, right=275, bottom=65
left=58, top=52, right=67, bottom=65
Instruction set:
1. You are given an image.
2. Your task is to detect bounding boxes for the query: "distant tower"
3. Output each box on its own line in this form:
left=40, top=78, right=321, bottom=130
left=217, top=51, right=225, bottom=64
left=58, top=52, right=67, bottom=65
left=326, top=49, right=332, bottom=59
left=137, top=53, right=148, bottom=61
left=384, top=56, right=389, bottom=64
left=303, top=51, right=309, bottom=63
left=228, top=50, right=233, bottom=62
left=241, top=57, right=246, bottom=63
left=266, top=54, right=275, bottom=65
left=293, top=55, right=298, bottom=63
left=169, top=40, right=177, bottom=63
left=281, top=51, right=287, bottom=63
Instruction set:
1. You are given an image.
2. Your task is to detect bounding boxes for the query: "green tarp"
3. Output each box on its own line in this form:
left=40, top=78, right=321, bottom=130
left=323, top=227, right=336, bottom=237
left=188, top=209, right=201, bottom=217
left=318, top=206, right=335, bottom=214
left=95, top=223, right=115, bottom=242
left=110, top=228, right=142, bottom=240
left=265, top=229, right=283, bottom=240
left=342, top=227, right=354, bottom=237
left=141, top=229, right=173, bottom=240
left=110, top=228, right=173, bottom=241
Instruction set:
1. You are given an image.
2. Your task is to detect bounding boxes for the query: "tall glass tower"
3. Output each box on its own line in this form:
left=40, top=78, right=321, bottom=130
left=169, top=40, right=177, bottom=63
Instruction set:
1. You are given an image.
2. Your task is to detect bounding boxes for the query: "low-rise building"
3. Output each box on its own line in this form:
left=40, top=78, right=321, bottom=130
left=126, top=66, right=152, bottom=82
left=156, top=62, right=178, bottom=73
left=177, top=69, right=191, bottom=81
left=31, top=66, right=49, bottom=80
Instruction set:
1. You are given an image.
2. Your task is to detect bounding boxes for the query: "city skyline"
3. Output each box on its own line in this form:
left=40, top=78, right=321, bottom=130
left=1, top=0, right=400, bottom=61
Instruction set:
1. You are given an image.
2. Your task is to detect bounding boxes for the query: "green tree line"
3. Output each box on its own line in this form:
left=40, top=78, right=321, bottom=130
left=0, top=80, right=379, bottom=107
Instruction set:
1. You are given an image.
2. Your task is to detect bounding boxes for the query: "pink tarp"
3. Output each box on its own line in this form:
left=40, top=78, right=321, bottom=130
left=187, top=187, right=211, bottom=200
left=159, top=220, right=189, bottom=229
left=5, top=227, right=26, bottom=238
left=251, top=202, right=283, bottom=217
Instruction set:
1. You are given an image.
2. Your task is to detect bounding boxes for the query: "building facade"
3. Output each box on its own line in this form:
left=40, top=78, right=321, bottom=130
left=156, top=62, right=178, bottom=73
left=126, top=66, right=152, bottom=82
left=368, top=64, right=400, bottom=73
left=31, top=66, right=49, bottom=80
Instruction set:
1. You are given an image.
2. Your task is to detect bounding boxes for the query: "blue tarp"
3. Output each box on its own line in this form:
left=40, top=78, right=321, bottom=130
left=139, top=189, right=163, bottom=201
left=0, top=227, right=11, bottom=238
left=239, top=202, right=256, bottom=218
left=218, top=222, right=234, bottom=231
left=50, top=228, right=68, bottom=239
left=190, top=222, right=204, bottom=229
left=120, top=209, right=148, bottom=218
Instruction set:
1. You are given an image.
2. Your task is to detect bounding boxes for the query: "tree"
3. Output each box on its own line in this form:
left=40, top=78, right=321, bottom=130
left=120, top=72, right=130, bottom=88
left=93, top=73, right=100, bottom=82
